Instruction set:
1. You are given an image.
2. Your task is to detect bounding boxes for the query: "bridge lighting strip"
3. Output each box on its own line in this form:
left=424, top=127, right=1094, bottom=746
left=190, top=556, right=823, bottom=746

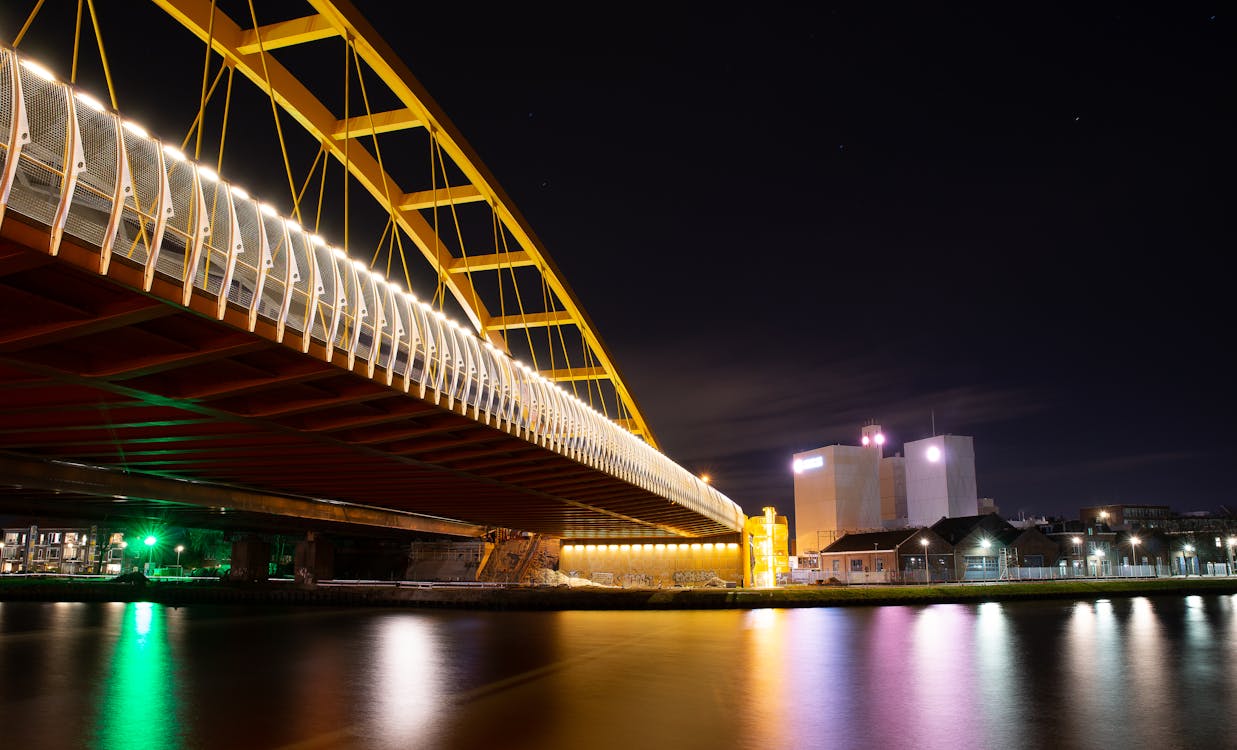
left=2, top=46, right=746, bottom=533
left=561, top=543, right=741, bottom=552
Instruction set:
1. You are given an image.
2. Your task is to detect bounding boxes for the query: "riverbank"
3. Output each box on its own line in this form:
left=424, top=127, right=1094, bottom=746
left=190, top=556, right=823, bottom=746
left=3, top=575, right=1237, bottom=610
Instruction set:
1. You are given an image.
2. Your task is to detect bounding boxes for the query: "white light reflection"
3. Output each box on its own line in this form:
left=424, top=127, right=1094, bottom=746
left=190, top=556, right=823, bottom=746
left=1122, top=597, right=1178, bottom=746
left=973, top=602, right=1022, bottom=749
left=369, top=615, right=444, bottom=746
left=911, top=605, right=980, bottom=745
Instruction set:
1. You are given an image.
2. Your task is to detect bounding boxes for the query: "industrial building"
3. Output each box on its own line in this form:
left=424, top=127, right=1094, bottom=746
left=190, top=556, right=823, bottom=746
left=793, top=423, right=979, bottom=554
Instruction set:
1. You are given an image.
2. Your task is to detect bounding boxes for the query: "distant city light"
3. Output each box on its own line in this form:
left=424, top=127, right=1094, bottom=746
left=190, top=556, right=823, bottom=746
left=793, top=455, right=824, bottom=473
left=926, top=445, right=942, bottom=462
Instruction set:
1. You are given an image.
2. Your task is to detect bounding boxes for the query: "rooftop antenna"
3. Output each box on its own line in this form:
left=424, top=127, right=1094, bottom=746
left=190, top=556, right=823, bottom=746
left=931, top=409, right=936, bottom=437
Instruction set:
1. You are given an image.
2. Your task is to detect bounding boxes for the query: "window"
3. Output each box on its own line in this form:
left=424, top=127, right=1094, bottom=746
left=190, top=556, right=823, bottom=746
left=832, top=560, right=840, bottom=572
left=850, top=559, right=864, bottom=572
left=1024, top=555, right=1043, bottom=567
left=876, top=559, right=884, bottom=572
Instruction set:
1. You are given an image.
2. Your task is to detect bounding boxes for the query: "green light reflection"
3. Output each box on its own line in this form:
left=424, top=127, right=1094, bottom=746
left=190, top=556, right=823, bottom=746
left=92, top=602, right=182, bottom=750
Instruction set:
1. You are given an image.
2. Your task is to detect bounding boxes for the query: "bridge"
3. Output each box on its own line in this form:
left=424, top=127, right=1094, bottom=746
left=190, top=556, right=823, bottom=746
left=0, top=0, right=749, bottom=566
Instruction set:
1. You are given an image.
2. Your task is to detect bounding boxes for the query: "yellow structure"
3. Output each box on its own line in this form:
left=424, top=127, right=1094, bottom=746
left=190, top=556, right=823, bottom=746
left=744, top=507, right=790, bottom=587
left=129, top=0, right=659, bottom=445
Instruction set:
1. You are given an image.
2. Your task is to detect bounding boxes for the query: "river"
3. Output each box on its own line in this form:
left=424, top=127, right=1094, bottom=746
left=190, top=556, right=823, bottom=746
left=1, top=595, right=1234, bottom=749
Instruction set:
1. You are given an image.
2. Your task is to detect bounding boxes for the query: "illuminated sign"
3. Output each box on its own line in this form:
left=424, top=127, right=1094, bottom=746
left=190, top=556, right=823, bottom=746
left=792, top=455, right=824, bottom=473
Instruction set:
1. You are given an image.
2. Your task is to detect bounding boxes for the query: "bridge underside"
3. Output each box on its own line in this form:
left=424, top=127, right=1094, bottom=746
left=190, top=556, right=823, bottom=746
left=0, top=219, right=732, bottom=539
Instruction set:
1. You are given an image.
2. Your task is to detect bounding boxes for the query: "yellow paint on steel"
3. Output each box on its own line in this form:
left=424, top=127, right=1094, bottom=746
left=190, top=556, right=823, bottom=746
left=147, top=0, right=659, bottom=449
left=543, top=366, right=608, bottom=383
left=447, top=251, right=534, bottom=274
left=332, top=108, right=424, bottom=139
left=400, top=184, right=485, bottom=211
left=236, top=13, right=339, bottom=54
left=487, top=310, right=574, bottom=331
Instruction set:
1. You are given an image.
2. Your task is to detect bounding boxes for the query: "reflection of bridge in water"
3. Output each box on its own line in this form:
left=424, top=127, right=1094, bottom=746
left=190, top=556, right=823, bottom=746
left=0, top=2, right=749, bottom=572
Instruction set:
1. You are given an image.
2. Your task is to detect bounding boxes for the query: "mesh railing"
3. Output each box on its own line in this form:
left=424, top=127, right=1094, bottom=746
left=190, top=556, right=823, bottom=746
left=0, top=46, right=745, bottom=534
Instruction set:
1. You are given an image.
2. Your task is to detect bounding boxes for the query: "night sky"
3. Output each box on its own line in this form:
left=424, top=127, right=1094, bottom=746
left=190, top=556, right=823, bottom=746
left=361, top=2, right=1232, bottom=523
left=4, top=3, right=1232, bottom=526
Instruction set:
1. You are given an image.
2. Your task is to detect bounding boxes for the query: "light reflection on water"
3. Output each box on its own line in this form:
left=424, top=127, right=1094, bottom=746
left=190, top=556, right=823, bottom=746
left=2, top=595, right=1236, bottom=749
left=90, top=602, right=184, bottom=750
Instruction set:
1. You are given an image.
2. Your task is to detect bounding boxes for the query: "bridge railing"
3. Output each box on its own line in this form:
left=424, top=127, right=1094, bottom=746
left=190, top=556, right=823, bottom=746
left=0, top=46, right=745, bottom=534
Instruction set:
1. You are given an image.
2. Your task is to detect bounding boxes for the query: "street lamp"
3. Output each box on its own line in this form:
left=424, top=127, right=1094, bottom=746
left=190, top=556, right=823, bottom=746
left=1128, top=536, right=1141, bottom=575
left=143, top=535, right=157, bottom=573
left=920, top=538, right=930, bottom=585
left=980, top=538, right=992, bottom=581
left=176, top=544, right=185, bottom=568
left=1184, top=544, right=1195, bottom=576
left=1094, top=548, right=1105, bottom=578
left=1227, top=537, right=1236, bottom=576
left=1071, top=537, right=1083, bottom=577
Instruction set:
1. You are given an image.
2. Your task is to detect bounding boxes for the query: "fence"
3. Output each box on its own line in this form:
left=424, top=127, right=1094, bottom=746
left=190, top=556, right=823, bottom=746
left=785, top=563, right=1230, bottom=585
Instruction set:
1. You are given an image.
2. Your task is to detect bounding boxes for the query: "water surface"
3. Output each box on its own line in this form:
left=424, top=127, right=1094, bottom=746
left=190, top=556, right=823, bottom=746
left=1, top=595, right=1233, bottom=749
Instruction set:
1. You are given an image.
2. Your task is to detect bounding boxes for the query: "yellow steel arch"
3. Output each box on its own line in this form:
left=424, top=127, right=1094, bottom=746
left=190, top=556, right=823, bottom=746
left=142, top=0, right=659, bottom=447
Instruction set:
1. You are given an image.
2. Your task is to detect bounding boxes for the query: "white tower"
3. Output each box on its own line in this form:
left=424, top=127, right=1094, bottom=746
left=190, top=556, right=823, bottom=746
left=904, top=434, right=978, bottom=527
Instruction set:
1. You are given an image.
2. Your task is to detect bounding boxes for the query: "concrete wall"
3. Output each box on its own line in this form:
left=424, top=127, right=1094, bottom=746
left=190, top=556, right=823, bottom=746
left=559, top=538, right=743, bottom=588
left=880, top=455, right=907, bottom=525
left=905, top=435, right=978, bottom=527
left=793, top=444, right=881, bottom=551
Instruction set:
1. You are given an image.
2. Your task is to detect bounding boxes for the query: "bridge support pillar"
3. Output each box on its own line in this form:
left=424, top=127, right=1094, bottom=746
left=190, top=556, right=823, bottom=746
left=229, top=535, right=271, bottom=582
left=294, top=533, right=334, bottom=585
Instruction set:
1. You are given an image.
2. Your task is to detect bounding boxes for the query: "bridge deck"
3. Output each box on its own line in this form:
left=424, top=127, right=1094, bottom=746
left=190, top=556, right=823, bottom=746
left=0, top=224, right=735, bottom=538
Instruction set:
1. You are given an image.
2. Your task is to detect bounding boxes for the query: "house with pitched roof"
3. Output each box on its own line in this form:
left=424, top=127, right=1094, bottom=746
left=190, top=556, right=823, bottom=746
left=818, top=527, right=951, bottom=584
left=930, top=513, right=1059, bottom=580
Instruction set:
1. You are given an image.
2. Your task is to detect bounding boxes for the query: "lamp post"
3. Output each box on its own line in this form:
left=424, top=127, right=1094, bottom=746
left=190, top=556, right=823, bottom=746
left=175, top=544, right=184, bottom=568
left=817, top=530, right=826, bottom=580
left=143, top=535, right=157, bottom=574
left=980, top=538, right=992, bottom=582
left=1227, top=537, right=1236, bottom=576
left=921, top=538, right=930, bottom=585
left=1094, top=548, right=1105, bottom=578
left=1071, top=536, right=1083, bottom=578
left=1128, top=536, right=1141, bottom=576
left=1184, top=544, right=1195, bottom=576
